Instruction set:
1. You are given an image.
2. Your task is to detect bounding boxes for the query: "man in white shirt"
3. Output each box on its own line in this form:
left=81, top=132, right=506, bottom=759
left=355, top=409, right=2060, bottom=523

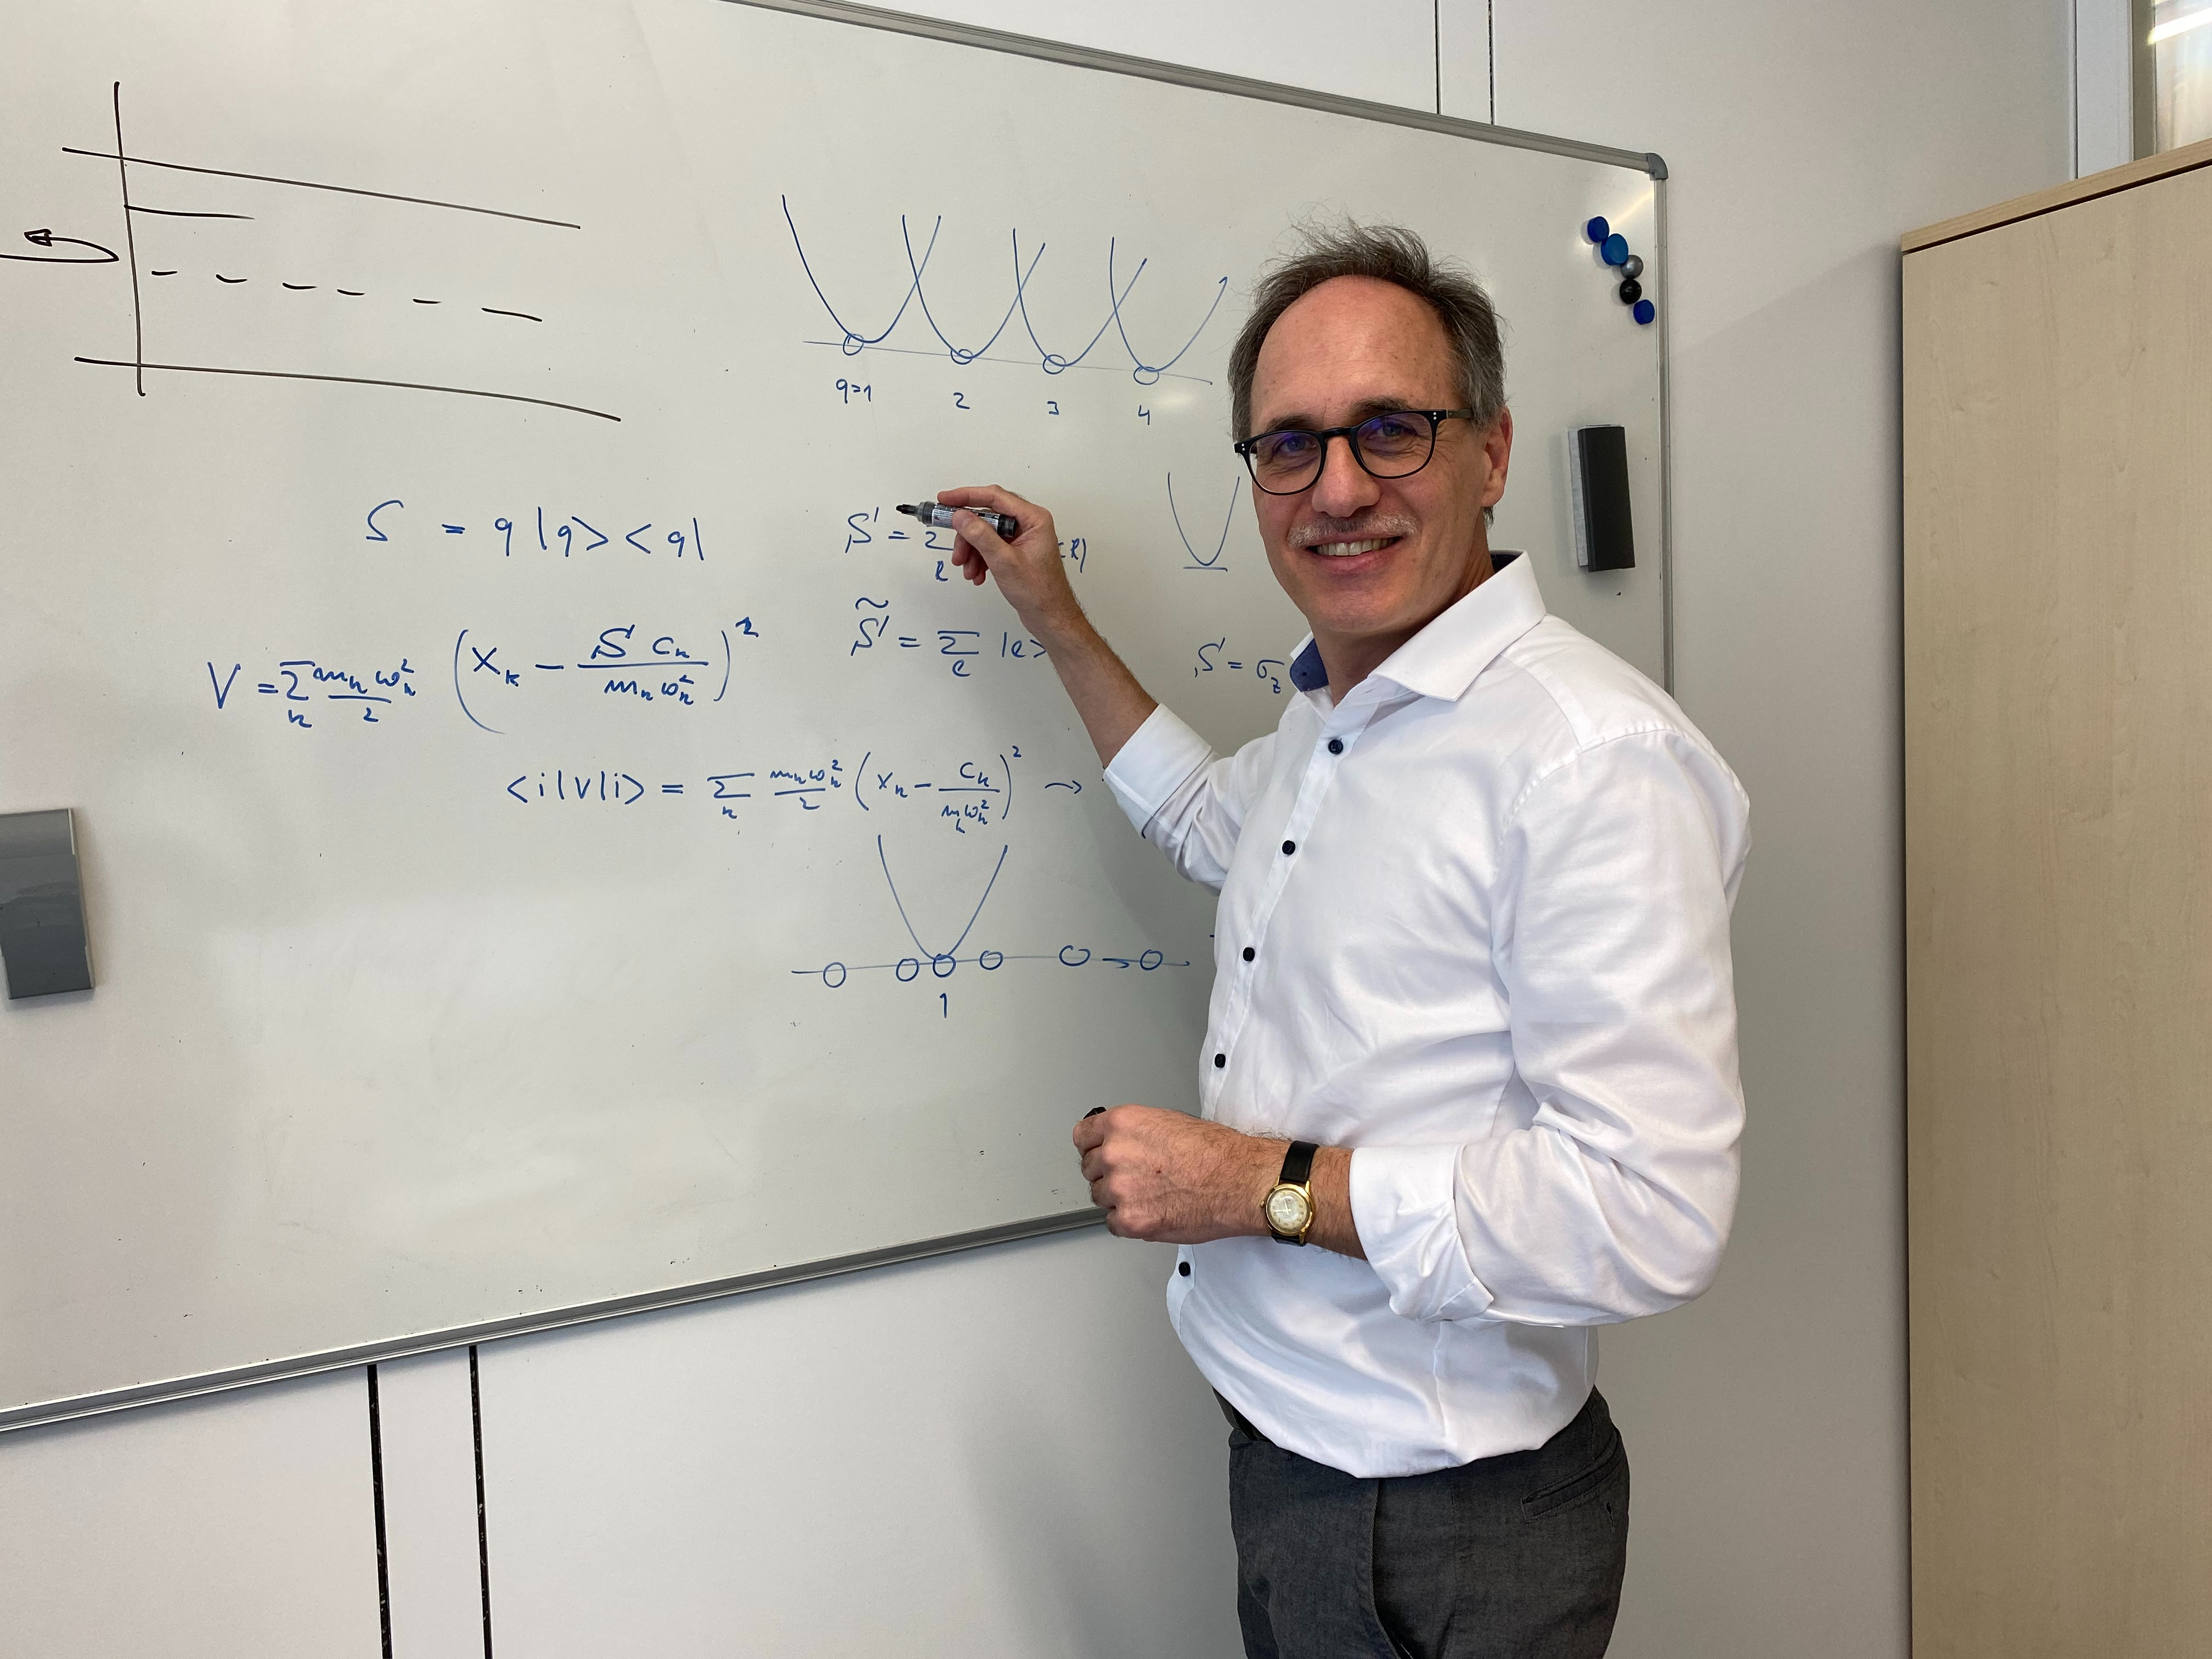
left=936, top=223, right=1747, bottom=1658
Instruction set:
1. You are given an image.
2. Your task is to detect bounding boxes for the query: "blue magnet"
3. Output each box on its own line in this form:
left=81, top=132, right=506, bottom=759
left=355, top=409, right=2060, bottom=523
left=1632, top=298, right=1656, bottom=325
left=1584, top=216, right=1610, bottom=244
left=1601, top=233, right=1630, bottom=267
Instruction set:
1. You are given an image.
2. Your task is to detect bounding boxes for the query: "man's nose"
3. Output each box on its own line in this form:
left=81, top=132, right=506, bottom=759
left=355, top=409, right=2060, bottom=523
left=1309, top=432, right=1380, bottom=519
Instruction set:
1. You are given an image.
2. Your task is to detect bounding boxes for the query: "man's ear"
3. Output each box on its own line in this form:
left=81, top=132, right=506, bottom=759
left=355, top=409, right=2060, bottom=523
left=1478, top=408, right=1514, bottom=510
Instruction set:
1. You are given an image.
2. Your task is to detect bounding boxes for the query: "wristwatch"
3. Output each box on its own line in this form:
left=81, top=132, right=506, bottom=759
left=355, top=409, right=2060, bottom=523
left=1262, top=1141, right=1319, bottom=1245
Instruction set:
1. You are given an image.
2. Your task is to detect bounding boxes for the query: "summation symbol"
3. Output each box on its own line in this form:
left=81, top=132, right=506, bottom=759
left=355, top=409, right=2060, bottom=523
left=782, top=197, right=1227, bottom=386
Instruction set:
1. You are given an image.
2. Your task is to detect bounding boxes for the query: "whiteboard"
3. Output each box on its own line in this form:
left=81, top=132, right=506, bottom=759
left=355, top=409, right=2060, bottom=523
left=0, top=0, right=1667, bottom=1427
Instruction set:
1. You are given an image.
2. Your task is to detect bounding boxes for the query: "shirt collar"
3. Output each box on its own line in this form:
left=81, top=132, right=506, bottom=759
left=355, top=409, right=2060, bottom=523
left=1285, top=551, right=1544, bottom=704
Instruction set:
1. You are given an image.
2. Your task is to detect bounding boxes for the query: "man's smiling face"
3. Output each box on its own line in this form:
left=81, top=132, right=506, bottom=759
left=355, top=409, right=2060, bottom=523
left=1246, top=275, right=1513, bottom=689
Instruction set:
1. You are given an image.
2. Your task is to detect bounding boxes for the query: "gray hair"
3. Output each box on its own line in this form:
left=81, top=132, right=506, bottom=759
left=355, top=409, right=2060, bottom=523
left=1227, top=222, right=1506, bottom=441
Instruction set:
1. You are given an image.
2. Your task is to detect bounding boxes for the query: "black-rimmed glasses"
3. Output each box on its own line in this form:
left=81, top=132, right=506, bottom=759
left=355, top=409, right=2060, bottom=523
left=1233, top=409, right=1477, bottom=495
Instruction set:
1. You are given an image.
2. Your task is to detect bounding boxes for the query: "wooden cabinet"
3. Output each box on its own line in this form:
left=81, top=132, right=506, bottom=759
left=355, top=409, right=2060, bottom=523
left=1903, top=140, right=2212, bottom=1656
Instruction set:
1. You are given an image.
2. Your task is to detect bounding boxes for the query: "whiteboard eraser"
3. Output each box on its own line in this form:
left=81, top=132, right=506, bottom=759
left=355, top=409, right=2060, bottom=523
left=0, top=809, right=94, bottom=999
left=1568, top=425, right=1635, bottom=572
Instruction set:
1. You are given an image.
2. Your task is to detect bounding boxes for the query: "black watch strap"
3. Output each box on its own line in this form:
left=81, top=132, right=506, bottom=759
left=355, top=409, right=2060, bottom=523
left=1278, top=1140, right=1317, bottom=1187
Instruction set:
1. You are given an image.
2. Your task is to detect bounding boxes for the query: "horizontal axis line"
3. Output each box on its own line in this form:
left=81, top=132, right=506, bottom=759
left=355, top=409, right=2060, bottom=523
left=72, top=357, right=619, bottom=422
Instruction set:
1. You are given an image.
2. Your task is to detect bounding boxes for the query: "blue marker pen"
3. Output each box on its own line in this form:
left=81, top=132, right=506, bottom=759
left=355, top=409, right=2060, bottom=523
left=898, top=500, right=1020, bottom=540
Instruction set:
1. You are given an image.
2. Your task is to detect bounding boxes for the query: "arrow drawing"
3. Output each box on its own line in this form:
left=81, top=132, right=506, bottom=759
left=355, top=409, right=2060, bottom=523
left=3, top=227, right=119, bottom=263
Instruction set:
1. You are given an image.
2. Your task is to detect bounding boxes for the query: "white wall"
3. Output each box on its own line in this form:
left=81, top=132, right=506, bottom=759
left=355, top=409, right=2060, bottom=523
left=0, top=4, right=2071, bottom=1656
left=2076, top=0, right=2139, bottom=174
left=1486, top=7, right=2068, bottom=1655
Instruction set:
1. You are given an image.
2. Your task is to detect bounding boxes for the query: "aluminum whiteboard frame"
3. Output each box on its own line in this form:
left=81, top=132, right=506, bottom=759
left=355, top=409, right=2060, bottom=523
left=1, top=1209, right=1110, bottom=1431
left=3, top=0, right=1672, bottom=1435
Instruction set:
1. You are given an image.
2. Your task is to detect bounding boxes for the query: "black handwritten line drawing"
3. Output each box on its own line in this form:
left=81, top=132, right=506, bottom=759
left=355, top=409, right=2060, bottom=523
left=1168, top=471, right=1239, bottom=572
left=2, top=228, right=117, bottom=264
left=72, top=357, right=617, bottom=421
left=139, top=267, right=544, bottom=319
left=41, top=82, right=603, bottom=419
left=59, top=145, right=582, bottom=228
left=109, top=82, right=145, bottom=394
left=127, top=205, right=251, bottom=220
left=782, top=196, right=1226, bottom=386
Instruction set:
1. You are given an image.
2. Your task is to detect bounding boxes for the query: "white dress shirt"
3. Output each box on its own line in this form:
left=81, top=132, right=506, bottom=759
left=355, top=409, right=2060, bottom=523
left=1103, top=553, right=1750, bottom=1479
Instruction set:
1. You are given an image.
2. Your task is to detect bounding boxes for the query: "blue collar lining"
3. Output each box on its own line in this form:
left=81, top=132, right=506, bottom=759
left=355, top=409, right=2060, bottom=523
left=1284, top=551, right=1521, bottom=692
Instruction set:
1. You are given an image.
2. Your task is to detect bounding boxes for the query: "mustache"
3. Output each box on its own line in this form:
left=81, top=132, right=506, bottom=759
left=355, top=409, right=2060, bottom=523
left=1288, top=514, right=1417, bottom=549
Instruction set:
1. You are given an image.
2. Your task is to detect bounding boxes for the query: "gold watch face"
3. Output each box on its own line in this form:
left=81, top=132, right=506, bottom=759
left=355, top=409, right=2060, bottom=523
left=1265, top=1183, right=1314, bottom=1236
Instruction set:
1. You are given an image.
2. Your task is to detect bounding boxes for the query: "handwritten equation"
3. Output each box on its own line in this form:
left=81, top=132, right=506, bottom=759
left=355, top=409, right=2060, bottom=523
left=848, top=605, right=1049, bottom=680
left=365, top=499, right=708, bottom=564
left=842, top=504, right=1091, bottom=576
left=498, top=747, right=1076, bottom=838
left=452, top=620, right=760, bottom=732
left=205, top=654, right=419, bottom=727
left=1193, top=639, right=1288, bottom=696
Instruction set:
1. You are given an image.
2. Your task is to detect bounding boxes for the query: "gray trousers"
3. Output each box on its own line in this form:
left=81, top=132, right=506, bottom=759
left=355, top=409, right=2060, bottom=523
left=1226, top=1389, right=1629, bottom=1659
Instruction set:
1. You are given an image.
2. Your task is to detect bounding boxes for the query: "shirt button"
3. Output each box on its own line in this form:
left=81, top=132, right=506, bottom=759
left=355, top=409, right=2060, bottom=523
left=1281, top=840, right=1296, bottom=855
left=1242, top=946, right=1255, bottom=962
left=1178, top=1261, right=1191, bottom=1277
left=1214, top=1052, right=1226, bottom=1068
left=1327, top=738, right=1343, bottom=754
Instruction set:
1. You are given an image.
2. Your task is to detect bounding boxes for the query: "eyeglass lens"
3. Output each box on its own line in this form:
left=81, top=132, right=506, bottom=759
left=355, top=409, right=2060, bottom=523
left=1244, top=412, right=1440, bottom=493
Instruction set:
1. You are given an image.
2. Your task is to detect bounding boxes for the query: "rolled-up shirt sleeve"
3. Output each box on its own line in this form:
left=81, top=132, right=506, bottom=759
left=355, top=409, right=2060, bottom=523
left=1104, top=704, right=1279, bottom=893
left=1351, top=729, right=1750, bottom=1327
